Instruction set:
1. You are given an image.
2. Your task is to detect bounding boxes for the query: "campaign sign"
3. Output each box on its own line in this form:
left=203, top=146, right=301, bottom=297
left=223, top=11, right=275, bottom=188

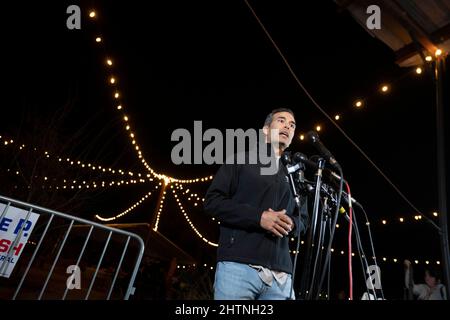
left=0, top=203, right=40, bottom=278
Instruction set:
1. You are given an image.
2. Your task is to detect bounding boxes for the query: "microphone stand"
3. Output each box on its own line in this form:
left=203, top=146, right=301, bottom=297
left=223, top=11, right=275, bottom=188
left=310, top=158, right=326, bottom=243
left=285, top=163, right=303, bottom=209
left=315, top=165, right=344, bottom=299
left=300, top=158, right=326, bottom=300
left=308, top=195, right=333, bottom=299
left=284, top=160, right=308, bottom=300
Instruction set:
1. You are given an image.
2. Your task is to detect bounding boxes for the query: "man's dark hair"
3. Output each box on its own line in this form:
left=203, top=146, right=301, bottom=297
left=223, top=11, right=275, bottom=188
left=264, top=108, right=295, bottom=127
left=426, top=266, right=442, bottom=282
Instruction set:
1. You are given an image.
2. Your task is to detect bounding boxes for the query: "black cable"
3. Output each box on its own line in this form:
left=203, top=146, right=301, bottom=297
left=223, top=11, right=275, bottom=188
left=315, top=166, right=344, bottom=299
left=316, top=188, right=371, bottom=300
left=307, top=201, right=327, bottom=298
left=290, top=196, right=306, bottom=300
left=353, top=211, right=374, bottom=299
left=327, top=218, right=331, bottom=300
left=357, top=204, right=385, bottom=299
left=290, top=219, right=302, bottom=300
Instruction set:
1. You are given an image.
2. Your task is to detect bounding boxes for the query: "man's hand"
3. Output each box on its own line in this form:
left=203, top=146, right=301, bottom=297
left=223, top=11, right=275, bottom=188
left=404, top=259, right=411, bottom=268
left=260, top=208, right=294, bottom=237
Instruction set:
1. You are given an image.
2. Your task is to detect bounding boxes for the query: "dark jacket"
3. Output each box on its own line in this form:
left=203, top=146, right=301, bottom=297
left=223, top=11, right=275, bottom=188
left=204, top=150, right=309, bottom=274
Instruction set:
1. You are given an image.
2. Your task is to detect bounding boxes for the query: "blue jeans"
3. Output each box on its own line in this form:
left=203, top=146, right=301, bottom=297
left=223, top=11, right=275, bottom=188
left=214, top=261, right=295, bottom=300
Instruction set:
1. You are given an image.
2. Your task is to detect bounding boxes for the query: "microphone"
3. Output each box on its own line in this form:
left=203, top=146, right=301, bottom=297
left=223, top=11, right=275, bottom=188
left=297, top=154, right=343, bottom=183
left=306, top=155, right=359, bottom=206
left=281, top=151, right=302, bottom=204
left=292, top=152, right=308, bottom=165
left=342, top=190, right=361, bottom=207
left=280, top=150, right=292, bottom=166
left=281, top=151, right=305, bottom=174
left=305, top=131, right=340, bottom=170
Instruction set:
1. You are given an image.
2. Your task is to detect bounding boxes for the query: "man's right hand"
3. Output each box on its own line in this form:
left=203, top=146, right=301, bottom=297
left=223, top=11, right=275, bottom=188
left=404, top=259, right=411, bottom=268
left=260, top=208, right=293, bottom=237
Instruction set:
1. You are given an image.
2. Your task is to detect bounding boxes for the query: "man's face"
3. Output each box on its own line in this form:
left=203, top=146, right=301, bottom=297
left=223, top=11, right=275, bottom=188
left=425, top=271, right=438, bottom=287
left=264, top=111, right=296, bottom=149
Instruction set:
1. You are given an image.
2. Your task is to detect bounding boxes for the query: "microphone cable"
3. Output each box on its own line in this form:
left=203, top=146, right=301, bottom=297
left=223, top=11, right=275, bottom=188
left=307, top=197, right=330, bottom=299
left=289, top=198, right=305, bottom=300
left=345, top=181, right=354, bottom=300
left=341, top=196, right=385, bottom=300
left=357, top=203, right=386, bottom=299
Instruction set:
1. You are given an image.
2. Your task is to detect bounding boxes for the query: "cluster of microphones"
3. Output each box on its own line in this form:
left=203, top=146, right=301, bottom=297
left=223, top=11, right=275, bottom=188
left=281, top=131, right=359, bottom=207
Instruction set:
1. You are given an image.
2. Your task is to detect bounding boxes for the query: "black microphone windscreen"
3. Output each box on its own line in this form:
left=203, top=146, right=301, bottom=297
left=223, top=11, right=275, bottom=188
left=292, top=152, right=308, bottom=164
left=305, top=131, right=320, bottom=144
left=281, top=151, right=291, bottom=165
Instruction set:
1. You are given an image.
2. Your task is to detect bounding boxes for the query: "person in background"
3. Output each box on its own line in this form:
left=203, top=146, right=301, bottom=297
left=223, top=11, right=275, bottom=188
left=404, top=259, right=447, bottom=300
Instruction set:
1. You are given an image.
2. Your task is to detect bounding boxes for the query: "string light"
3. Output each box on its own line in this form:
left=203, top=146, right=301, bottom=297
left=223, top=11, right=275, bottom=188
left=46, top=177, right=152, bottom=190
left=178, top=188, right=206, bottom=206
left=311, top=249, right=440, bottom=266
left=172, top=189, right=218, bottom=247
left=0, top=136, right=150, bottom=181
left=95, top=186, right=158, bottom=221
left=425, top=55, right=433, bottom=62
left=299, top=134, right=305, bottom=141
left=435, top=49, right=442, bottom=57
left=95, top=37, right=102, bottom=43
left=84, top=14, right=216, bottom=186
left=0, top=154, right=153, bottom=192
left=89, top=11, right=96, bottom=18
left=91, top=14, right=428, bottom=168
left=415, top=67, right=422, bottom=75
left=153, top=185, right=167, bottom=231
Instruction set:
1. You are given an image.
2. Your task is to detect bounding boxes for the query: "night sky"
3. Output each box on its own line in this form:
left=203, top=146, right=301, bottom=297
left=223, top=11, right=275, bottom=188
left=1, top=0, right=449, bottom=299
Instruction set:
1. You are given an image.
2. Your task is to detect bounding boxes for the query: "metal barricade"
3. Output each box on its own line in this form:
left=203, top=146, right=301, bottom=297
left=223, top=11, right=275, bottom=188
left=0, top=194, right=144, bottom=300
